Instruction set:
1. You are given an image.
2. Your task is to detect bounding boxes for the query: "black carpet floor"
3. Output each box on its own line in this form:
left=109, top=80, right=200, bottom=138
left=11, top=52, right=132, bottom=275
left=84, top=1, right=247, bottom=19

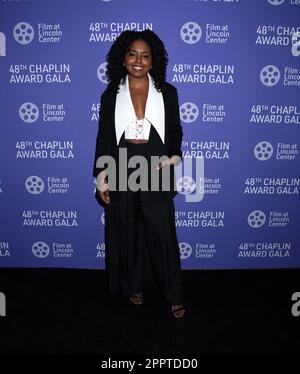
left=0, top=268, right=299, bottom=355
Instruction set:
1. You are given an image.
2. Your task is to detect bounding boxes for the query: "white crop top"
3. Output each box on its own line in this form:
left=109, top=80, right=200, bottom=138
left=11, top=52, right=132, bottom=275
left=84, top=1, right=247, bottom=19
left=124, top=117, right=151, bottom=140
left=114, top=73, right=165, bottom=145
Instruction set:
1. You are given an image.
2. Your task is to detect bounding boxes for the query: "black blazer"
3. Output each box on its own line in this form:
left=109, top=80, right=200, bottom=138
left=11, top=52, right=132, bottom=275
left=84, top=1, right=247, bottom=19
left=93, top=81, right=183, bottom=203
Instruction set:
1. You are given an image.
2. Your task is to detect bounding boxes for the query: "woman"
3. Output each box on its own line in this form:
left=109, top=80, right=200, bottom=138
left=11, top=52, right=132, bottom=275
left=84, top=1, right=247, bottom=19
left=93, top=29, right=185, bottom=319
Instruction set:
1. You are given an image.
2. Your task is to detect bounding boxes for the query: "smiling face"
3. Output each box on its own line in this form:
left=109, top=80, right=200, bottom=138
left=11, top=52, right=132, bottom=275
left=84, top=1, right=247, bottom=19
left=123, top=39, right=152, bottom=79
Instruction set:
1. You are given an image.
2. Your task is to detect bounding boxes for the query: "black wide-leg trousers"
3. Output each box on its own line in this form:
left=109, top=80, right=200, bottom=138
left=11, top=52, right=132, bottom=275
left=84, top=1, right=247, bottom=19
left=104, top=142, right=183, bottom=305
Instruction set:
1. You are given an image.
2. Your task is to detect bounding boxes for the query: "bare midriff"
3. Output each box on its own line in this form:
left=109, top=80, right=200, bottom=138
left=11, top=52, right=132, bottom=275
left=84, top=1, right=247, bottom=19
left=124, top=139, right=149, bottom=144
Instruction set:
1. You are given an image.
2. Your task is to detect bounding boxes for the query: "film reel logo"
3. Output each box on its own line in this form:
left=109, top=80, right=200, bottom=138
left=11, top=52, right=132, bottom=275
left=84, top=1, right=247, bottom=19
left=180, top=22, right=202, bottom=44
left=247, top=211, right=266, bottom=228
left=179, top=242, right=193, bottom=260
left=177, top=176, right=196, bottom=195
left=97, top=62, right=109, bottom=84
left=25, top=176, right=45, bottom=195
left=19, top=102, right=39, bottom=123
left=180, top=102, right=199, bottom=123
left=267, top=0, right=285, bottom=5
left=32, top=242, right=50, bottom=258
left=260, top=65, right=280, bottom=86
left=0, top=32, right=6, bottom=56
left=254, top=141, right=273, bottom=161
left=13, top=22, right=34, bottom=45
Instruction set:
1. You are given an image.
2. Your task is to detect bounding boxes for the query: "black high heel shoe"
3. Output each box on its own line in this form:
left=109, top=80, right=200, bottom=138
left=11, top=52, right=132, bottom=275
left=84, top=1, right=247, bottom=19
left=171, top=305, right=186, bottom=319
left=130, top=292, right=143, bottom=306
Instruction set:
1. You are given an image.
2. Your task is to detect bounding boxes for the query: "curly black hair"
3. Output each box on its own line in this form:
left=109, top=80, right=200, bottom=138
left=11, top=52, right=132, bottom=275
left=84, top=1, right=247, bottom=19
left=106, top=29, right=168, bottom=93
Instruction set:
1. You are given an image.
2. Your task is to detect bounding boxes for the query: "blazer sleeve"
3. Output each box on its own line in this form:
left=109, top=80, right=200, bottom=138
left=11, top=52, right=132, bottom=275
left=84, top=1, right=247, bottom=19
left=167, top=86, right=183, bottom=160
left=92, top=92, right=112, bottom=177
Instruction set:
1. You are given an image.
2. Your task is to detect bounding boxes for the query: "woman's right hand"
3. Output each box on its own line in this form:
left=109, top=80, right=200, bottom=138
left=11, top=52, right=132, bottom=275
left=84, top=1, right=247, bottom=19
left=96, top=171, right=110, bottom=204
left=99, top=189, right=110, bottom=204
left=99, top=188, right=110, bottom=204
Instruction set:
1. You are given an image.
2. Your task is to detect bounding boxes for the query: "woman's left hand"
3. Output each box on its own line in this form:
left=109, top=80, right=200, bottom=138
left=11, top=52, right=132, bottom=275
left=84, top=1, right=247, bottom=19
left=156, top=155, right=181, bottom=169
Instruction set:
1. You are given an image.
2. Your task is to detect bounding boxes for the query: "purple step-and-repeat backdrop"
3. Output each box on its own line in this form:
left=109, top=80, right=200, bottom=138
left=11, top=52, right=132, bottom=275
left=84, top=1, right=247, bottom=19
left=0, top=0, right=299, bottom=269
